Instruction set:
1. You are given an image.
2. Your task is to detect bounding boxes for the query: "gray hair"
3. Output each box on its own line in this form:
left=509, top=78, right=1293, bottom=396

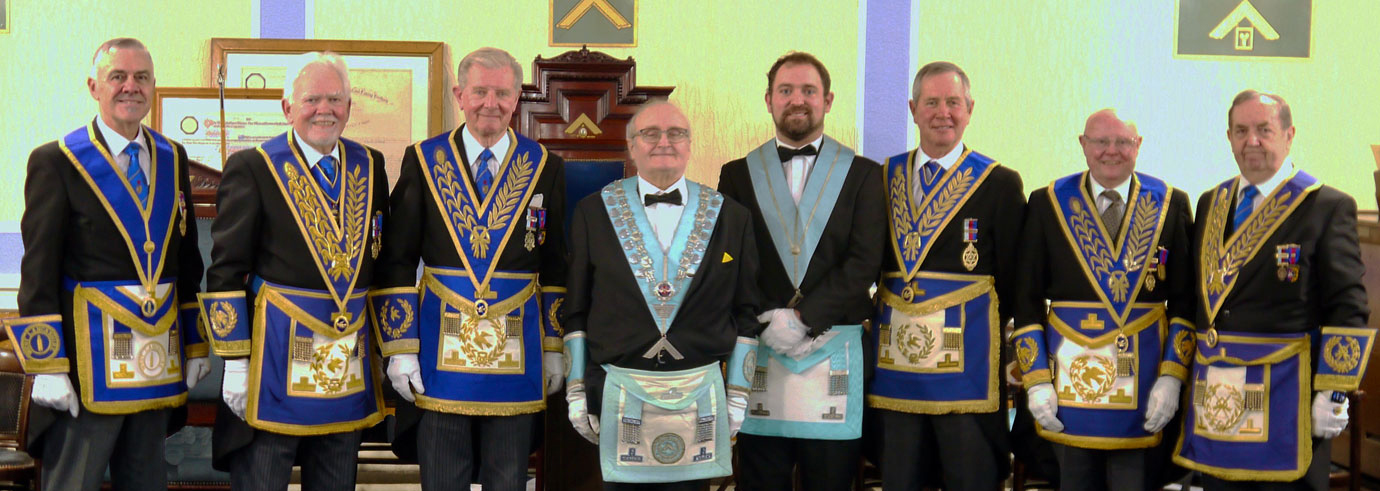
left=90, top=38, right=150, bottom=79
left=1229, top=89, right=1292, bottom=129
left=910, top=61, right=972, bottom=108
left=283, top=51, right=351, bottom=104
left=625, top=100, right=684, bottom=140
left=457, top=47, right=523, bottom=94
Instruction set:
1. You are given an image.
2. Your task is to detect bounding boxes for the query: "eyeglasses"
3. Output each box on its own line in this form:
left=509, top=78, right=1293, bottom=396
left=1083, top=137, right=1138, bottom=150
left=636, top=127, right=690, bottom=144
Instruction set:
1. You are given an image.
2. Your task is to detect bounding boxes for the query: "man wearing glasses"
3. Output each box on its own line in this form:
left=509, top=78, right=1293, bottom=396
left=563, top=101, right=762, bottom=490
left=200, top=52, right=389, bottom=490
left=374, top=46, right=568, bottom=491
left=1011, top=109, right=1194, bottom=491
left=717, top=51, right=884, bottom=491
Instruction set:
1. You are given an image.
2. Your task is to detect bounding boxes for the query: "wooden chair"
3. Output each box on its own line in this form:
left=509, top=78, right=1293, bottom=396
left=0, top=341, right=39, bottom=490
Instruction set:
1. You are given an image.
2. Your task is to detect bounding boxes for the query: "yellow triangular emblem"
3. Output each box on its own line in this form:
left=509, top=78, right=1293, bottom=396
left=722, top=252, right=733, bottom=263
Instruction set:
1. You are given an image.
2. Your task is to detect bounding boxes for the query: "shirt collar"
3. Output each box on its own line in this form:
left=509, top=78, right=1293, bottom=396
left=461, top=124, right=512, bottom=167
left=1238, top=157, right=1294, bottom=200
left=921, top=141, right=965, bottom=170
left=1088, top=173, right=1133, bottom=202
left=775, top=135, right=825, bottom=152
left=637, top=175, right=688, bottom=205
left=95, top=116, right=145, bottom=156
left=293, top=130, right=340, bottom=166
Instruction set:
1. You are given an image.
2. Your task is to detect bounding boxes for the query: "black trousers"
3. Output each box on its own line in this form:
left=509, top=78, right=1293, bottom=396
left=736, top=433, right=860, bottom=491
left=879, top=408, right=1010, bottom=491
left=1199, top=436, right=1332, bottom=491
left=228, top=429, right=362, bottom=491
left=1052, top=444, right=1155, bottom=491
left=40, top=408, right=169, bottom=491
left=416, top=409, right=535, bottom=491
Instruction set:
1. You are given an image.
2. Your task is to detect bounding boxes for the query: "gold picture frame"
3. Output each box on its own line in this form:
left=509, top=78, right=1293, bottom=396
left=150, top=87, right=285, bottom=170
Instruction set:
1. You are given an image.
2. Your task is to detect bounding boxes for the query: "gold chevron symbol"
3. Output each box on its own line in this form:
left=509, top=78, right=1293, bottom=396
left=556, top=0, right=632, bottom=30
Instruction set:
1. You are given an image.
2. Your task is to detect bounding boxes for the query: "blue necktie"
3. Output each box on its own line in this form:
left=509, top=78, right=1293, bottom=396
left=123, top=143, right=148, bottom=207
left=1232, top=184, right=1259, bottom=233
left=314, top=155, right=340, bottom=203
left=914, top=160, right=942, bottom=202
left=475, top=148, right=495, bottom=201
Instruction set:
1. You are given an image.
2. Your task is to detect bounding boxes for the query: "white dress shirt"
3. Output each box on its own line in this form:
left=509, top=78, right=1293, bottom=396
left=914, top=141, right=965, bottom=201
left=638, top=175, right=688, bottom=252
left=1237, top=157, right=1294, bottom=211
left=462, top=124, right=512, bottom=179
left=777, top=135, right=824, bottom=204
left=293, top=130, right=341, bottom=179
left=1089, top=175, right=1133, bottom=215
left=95, top=117, right=149, bottom=178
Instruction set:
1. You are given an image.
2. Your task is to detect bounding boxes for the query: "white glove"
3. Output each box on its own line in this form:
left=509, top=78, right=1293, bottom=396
left=1027, top=382, right=1064, bottom=432
left=386, top=354, right=425, bottom=403
left=1311, top=390, right=1350, bottom=439
left=758, top=309, right=808, bottom=355
left=222, top=358, right=249, bottom=420
left=32, top=373, right=79, bottom=418
left=184, top=357, right=211, bottom=391
left=566, top=384, right=599, bottom=444
left=785, top=331, right=833, bottom=360
left=727, top=389, right=748, bottom=439
left=544, top=352, right=565, bottom=396
left=1143, top=375, right=1182, bottom=433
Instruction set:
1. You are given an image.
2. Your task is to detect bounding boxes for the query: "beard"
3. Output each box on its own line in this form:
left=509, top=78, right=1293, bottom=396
left=775, top=108, right=821, bottom=142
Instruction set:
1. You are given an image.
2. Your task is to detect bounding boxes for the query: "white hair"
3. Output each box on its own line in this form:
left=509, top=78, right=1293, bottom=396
left=283, top=51, right=350, bottom=104
left=456, top=47, right=523, bottom=93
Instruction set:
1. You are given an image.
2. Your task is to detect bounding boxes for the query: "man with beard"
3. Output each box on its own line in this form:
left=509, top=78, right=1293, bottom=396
left=4, top=37, right=207, bottom=491
left=374, top=46, right=567, bottom=491
left=564, top=101, right=762, bottom=490
left=1012, top=109, right=1194, bottom=491
left=869, top=61, right=1026, bottom=491
left=200, top=52, right=389, bottom=490
left=1173, top=90, right=1372, bottom=490
left=717, top=51, right=884, bottom=491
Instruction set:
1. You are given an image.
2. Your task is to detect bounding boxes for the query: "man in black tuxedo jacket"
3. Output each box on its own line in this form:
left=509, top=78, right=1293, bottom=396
left=564, top=101, right=762, bottom=490
left=201, top=52, right=390, bottom=491
left=5, top=38, right=206, bottom=491
left=717, top=51, right=884, bottom=491
left=1172, top=90, right=1373, bottom=490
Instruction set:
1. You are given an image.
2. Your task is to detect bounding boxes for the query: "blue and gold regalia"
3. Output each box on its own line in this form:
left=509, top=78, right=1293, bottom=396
left=1174, top=170, right=1375, bottom=483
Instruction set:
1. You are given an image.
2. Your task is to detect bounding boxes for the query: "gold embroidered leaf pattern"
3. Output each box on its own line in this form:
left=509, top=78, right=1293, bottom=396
left=889, top=165, right=914, bottom=230
left=1123, top=192, right=1158, bottom=269
left=916, top=167, right=974, bottom=238
left=1202, top=188, right=1231, bottom=295
left=1222, top=190, right=1291, bottom=274
left=1069, top=197, right=1114, bottom=280
left=337, top=165, right=368, bottom=280
left=482, top=153, right=535, bottom=248
left=283, top=164, right=350, bottom=280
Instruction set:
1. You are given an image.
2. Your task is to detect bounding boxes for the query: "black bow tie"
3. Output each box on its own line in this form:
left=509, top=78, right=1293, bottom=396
left=644, top=189, right=683, bottom=207
left=778, top=144, right=818, bottom=162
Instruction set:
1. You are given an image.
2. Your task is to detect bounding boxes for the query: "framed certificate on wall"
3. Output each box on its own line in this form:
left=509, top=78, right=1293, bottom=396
left=151, top=87, right=285, bottom=171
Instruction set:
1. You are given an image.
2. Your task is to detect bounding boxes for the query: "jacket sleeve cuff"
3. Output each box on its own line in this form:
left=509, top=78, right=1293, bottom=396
left=563, top=331, right=586, bottom=385
left=2, top=314, right=69, bottom=373
left=368, top=287, right=420, bottom=357
left=180, top=302, right=210, bottom=359
left=198, top=291, right=251, bottom=358
left=725, top=336, right=758, bottom=393
left=1156, top=317, right=1195, bottom=381
left=1313, top=326, right=1375, bottom=392
left=541, top=286, right=567, bottom=352
left=1011, top=324, right=1051, bottom=389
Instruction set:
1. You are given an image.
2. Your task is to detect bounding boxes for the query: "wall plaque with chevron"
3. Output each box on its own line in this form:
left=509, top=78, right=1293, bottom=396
left=550, top=0, right=636, bottom=47
left=1175, top=0, right=1311, bottom=59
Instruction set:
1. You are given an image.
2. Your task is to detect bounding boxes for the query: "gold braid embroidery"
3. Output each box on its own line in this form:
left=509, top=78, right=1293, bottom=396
left=1123, top=192, right=1158, bottom=268
left=1205, top=189, right=1293, bottom=296
left=917, top=167, right=974, bottom=240
left=1069, top=197, right=1114, bottom=280
left=889, top=164, right=917, bottom=260
left=283, top=164, right=363, bottom=281
left=474, top=152, right=534, bottom=258
left=1202, top=188, right=1231, bottom=294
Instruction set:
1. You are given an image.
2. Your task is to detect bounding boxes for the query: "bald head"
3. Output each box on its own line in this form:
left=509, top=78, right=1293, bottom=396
left=1079, top=108, right=1142, bottom=188
left=627, top=101, right=692, bottom=189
